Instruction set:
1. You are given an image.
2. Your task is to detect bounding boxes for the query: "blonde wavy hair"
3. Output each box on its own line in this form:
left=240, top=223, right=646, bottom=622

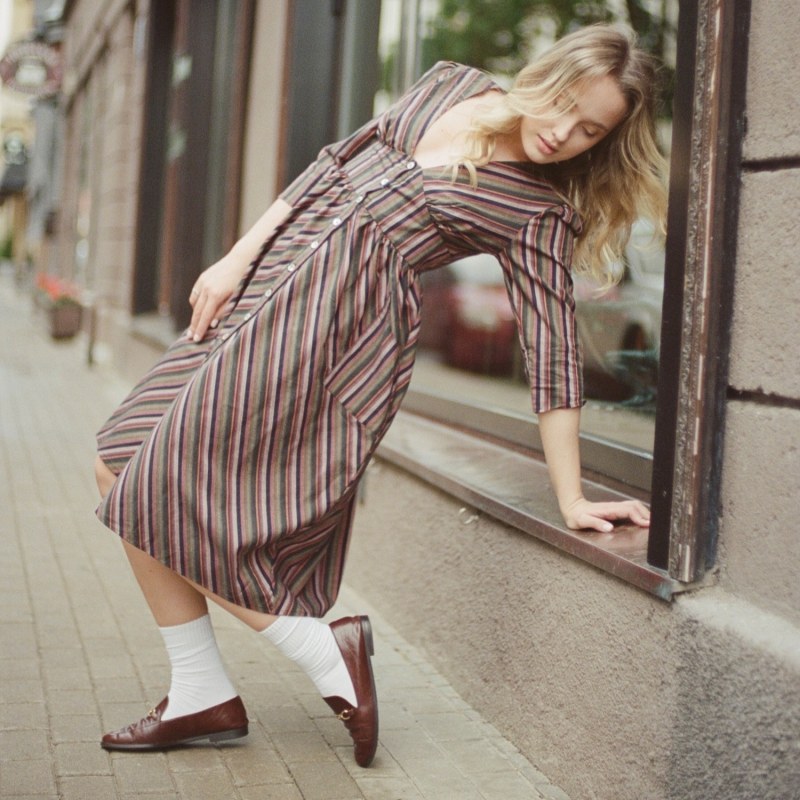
left=455, top=24, right=668, bottom=282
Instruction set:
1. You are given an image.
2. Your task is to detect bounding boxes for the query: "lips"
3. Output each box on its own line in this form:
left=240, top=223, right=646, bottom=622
left=538, top=135, right=558, bottom=156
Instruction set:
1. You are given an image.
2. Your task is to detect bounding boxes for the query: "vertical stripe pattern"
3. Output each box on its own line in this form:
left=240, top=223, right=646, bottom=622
left=96, top=62, right=583, bottom=615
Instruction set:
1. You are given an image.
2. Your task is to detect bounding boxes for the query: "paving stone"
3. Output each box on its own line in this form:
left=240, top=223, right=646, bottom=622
left=473, top=770, right=548, bottom=799
left=0, top=702, right=48, bottom=731
left=0, top=760, right=57, bottom=796
left=271, top=730, right=340, bottom=764
left=289, top=759, right=363, bottom=800
left=110, top=753, right=175, bottom=793
left=399, top=758, right=484, bottom=800
left=352, top=776, right=425, bottom=799
left=54, top=741, right=112, bottom=776
left=0, top=729, right=50, bottom=760
left=171, top=768, right=239, bottom=798
left=59, top=775, right=118, bottom=800
left=48, top=713, right=103, bottom=743
left=237, top=784, right=303, bottom=800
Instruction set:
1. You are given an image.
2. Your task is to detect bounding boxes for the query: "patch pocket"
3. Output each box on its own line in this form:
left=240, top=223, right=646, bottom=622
left=324, top=307, right=400, bottom=432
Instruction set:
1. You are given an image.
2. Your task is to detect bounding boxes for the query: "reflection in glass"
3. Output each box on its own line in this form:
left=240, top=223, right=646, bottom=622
left=375, top=0, right=678, bottom=454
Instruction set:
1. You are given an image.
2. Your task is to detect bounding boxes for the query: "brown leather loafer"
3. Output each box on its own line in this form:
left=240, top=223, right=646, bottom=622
left=324, top=615, right=379, bottom=767
left=101, top=696, right=248, bottom=751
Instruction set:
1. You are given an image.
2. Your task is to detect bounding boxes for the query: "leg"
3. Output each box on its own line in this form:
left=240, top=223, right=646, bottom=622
left=95, top=457, right=375, bottom=764
left=96, top=455, right=245, bottom=743
left=97, top=456, right=278, bottom=630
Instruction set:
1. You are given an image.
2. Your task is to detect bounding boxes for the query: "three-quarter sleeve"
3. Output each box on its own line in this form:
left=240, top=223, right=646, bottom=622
left=498, top=206, right=584, bottom=413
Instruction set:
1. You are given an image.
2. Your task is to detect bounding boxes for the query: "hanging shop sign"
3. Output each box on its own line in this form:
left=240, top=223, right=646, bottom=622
left=0, top=41, right=63, bottom=97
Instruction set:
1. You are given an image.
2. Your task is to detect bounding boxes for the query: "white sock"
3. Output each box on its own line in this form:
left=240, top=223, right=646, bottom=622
left=158, top=615, right=238, bottom=720
left=261, top=617, right=357, bottom=707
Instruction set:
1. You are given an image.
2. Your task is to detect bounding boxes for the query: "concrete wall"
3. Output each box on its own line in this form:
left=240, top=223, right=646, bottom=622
left=342, top=5, right=800, bottom=798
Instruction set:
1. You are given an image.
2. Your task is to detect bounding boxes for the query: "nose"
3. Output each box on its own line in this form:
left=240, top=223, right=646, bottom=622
left=551, top=119, right=571, bottom=143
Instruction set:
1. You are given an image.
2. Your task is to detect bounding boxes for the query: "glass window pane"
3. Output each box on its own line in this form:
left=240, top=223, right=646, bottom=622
left=373, top=0, right=677, bottom=455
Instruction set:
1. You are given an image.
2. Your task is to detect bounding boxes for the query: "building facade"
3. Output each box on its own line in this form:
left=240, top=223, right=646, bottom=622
left=44, top=1, right=800, bottom=797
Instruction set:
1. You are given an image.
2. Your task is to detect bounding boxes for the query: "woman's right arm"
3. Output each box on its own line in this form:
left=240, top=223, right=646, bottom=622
left=188, top=198, right=292, bottom=341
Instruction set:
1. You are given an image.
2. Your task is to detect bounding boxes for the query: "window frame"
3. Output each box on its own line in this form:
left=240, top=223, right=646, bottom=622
left=647, top=0, right=750, bottom=579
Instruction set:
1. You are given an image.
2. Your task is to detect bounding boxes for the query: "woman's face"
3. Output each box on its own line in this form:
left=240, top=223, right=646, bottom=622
left=516, top=74, right=629, bottom=164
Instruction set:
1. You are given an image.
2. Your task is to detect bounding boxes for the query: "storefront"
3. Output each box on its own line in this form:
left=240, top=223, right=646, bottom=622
left=45, top=1, right=800, bottom=797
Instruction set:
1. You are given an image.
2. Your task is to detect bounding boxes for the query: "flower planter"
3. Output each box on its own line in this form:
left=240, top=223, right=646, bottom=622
left=49, top=301, right=83, bottom=339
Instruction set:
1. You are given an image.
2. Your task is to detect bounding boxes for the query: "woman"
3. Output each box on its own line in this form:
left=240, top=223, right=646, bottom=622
left=94, top=24, right=666, bottom=767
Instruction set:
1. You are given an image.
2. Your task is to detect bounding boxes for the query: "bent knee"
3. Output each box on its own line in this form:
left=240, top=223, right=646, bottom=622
left=94, top=454, right=117, bottom=497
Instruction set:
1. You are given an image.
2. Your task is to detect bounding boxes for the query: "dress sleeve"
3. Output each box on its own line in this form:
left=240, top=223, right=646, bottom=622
left=497, top=206, right=584, bottom=414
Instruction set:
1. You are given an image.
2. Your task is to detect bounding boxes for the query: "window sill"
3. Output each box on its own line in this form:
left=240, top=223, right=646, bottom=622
left=377, top=409, right=686, bottom=601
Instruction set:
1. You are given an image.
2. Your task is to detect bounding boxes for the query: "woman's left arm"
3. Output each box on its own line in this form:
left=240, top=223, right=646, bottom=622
left=538, top=407, right=650, bottom=532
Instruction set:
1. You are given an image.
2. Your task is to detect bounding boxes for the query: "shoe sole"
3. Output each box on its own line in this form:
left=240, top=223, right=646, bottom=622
left=101, top=725, right=249, bottom=751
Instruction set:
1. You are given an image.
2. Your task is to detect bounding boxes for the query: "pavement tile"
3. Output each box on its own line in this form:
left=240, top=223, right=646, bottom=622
left=237, top=785, right=303, bottom=800
left=0, top=678, right=45, bottom=704
left=164, top=746, right=227, bottom=773
left=399, top=758, right=484, bottom=800
left=271, top=730, right=340, bottom=764
left=473, top=770, right=548, bottom=799
left=313, top=714, right=353, bottom=748
left=0, top=760, right=57, bottom=796
left=40, top=665, right=92, bottom=692
left=289, top=760, right=362, bottom=800
left=395, top=685, right=461, bottom=715
left=445, top=738, right=524, bottom=775
left=352, top=776, right=425, bottom=799
left=414, top=711, right=487, bottom=742
left=119, top=795, right=180, bottom=800
left=257, top=703, right=318, bottom=734
left=368, top=700, right=417, bottom=730
left=58, top=775, right=118, bottom=800
left=44, top=688, right=96, bottom=716
left=171, top=768, right=238, bottom=798
left=48, top=713, right=103, bottom=743
left=379, top=728, right=444, bottom=763
left=224, top=746, right=295, bottom=785
left=54, top=741, right=112, bottom=776
left=0, top=729, right=49, bottom=760
left=0, top=658, right=39, bottom=681
left=110, top=753, right=175, bottom=793
left=0, top=702, right=48, bottom=731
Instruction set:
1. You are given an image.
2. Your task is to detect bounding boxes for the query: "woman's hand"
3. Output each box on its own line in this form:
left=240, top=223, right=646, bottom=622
left=187, top=255, right=250, bottom=342
left=561, top=496, right=650, bottom=533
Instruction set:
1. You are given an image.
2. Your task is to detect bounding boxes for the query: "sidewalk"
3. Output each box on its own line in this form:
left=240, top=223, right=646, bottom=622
left=0, top=265, right=571, bottom=800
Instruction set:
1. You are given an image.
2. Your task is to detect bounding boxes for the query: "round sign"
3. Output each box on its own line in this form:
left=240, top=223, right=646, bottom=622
left=0, top=41, right=63, bottom=97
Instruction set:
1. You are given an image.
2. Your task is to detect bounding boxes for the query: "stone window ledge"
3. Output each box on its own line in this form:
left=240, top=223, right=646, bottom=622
left=377, top=410, right=688, bottom=601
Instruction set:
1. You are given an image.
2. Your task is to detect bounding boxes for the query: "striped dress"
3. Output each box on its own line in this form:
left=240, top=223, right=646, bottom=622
left=96, top=62, right=583, bottom=616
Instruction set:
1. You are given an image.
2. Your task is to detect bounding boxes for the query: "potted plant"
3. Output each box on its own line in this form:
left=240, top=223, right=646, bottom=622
left=35, top=273, right=84, bottom=339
